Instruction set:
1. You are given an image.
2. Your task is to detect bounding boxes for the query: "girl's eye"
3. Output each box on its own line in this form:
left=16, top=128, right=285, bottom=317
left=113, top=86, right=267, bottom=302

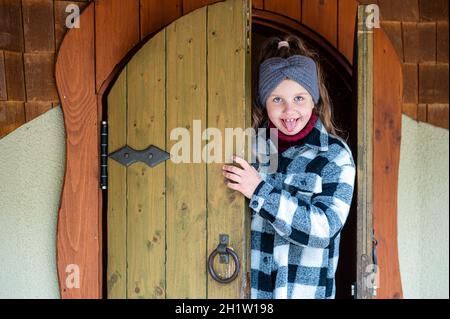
left=272, top=97, right=282, bottom=103
left=294, top=96, right=304, bottom=102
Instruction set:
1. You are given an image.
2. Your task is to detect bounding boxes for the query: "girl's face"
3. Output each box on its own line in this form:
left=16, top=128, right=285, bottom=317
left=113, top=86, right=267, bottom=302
left=266, top=79, right=315, bottom=135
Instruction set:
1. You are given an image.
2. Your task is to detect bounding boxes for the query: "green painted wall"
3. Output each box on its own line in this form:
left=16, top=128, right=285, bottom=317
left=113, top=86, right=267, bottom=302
left=398, top=115, right=449, bottom=299
left=0, top=107, right=64, bottom=299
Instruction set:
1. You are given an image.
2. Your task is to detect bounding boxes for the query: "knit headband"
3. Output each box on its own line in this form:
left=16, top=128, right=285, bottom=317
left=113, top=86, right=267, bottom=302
left=258, top=55, right=320, bottom=107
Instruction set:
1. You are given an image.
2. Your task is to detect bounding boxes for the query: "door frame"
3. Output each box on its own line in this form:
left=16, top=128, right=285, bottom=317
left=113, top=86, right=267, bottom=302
left=55, top=1, right=403, bottom=299
left=252, top=10, right=357, bottom=299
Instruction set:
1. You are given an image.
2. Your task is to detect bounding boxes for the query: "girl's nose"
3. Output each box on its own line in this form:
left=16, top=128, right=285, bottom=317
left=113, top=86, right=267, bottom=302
left=284, top=101, right=295, bottom=113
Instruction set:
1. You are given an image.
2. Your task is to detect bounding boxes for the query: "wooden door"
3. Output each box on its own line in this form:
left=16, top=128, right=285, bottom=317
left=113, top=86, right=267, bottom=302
left=355, top=4, right=375, bottom=299
left=106, top=0, right=252, bottom=299
left=355, top=4, right=403, bottom=299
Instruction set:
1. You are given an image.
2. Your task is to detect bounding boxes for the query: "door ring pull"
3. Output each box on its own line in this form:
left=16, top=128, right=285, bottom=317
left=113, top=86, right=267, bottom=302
left=207, top=234, right=240, bottom=284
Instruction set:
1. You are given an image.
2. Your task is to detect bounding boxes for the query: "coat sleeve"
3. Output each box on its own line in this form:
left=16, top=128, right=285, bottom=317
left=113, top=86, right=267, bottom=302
left=251, top=159, right=285, bottom=191
left=249, top=149, right=356, bottom=249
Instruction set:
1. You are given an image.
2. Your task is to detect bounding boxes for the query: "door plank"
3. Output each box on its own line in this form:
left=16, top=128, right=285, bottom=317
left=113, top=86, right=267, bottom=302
left=126, top=30, right=167, bottom=299
left=107, top=69, right=127, bottom=298
left=207, top=0, right=251, bottom=298
left=373, top=27, right=403, bottom=299
left=166, top=7, right=208, bottom=298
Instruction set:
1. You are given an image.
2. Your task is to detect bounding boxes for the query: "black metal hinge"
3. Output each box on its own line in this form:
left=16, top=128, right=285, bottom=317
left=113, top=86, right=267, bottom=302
left=351, top=282, right=357, bottom=298
left=109, top=144, right=169, bottom=168
left=371, top=229, right=379, bottom=297
left=100, top=120, right=170, bottom=189
left=100, top=121, right=108, bottom=190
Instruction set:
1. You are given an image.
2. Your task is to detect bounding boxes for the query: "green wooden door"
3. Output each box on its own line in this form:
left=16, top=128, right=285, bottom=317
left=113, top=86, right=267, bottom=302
left=106, top=0, right=252, bottom=299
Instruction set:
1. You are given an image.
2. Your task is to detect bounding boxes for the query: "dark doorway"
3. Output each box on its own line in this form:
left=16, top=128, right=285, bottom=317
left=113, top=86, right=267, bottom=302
left=252, top=18, right=357, bottom=299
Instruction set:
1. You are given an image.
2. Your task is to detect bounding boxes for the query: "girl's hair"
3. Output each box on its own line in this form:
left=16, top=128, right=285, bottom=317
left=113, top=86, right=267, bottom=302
left=253, top=35, right=342, bottom=137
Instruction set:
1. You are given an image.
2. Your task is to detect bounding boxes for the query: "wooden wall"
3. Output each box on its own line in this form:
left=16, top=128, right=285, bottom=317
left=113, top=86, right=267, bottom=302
left=1, top=0, right=447, bottom=139
left=0, top=0, right=91, bottom=138
left=365, top=0, right=448, bottom=129
left=1, top=0, right=437, bottom=299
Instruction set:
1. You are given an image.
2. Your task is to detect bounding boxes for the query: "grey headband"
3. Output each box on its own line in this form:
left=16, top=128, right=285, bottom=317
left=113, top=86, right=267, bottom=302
left=258, top=55, right=320, bottom=106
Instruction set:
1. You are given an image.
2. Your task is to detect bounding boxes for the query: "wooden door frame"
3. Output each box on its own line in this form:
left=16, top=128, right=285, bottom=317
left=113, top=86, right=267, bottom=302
left=356, top=5, right=374, bottom=299
left=55, top=0, right=403, bottom=299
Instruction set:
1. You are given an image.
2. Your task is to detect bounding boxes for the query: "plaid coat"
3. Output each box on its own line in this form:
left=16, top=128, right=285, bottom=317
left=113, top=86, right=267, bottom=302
left=249, top=117, right=356, bottom=299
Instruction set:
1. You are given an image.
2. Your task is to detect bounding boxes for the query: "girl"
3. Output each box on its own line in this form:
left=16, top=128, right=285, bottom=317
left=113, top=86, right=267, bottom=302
left=222, top=36, right=356, bottom=299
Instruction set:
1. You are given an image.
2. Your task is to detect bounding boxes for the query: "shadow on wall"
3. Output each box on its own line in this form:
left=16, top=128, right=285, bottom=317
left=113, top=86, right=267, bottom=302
left=0, top=107, right=65, bottom=299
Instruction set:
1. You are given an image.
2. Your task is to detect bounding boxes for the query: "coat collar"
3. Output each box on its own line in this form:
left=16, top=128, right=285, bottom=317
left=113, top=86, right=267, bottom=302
left=301, top=116, right=329, bottom=152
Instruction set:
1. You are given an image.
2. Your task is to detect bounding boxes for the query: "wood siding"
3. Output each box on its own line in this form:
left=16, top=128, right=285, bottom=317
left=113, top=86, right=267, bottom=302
left=1, top=0, right=447, bottom=139
left=0, top=0, right=412, bottom=299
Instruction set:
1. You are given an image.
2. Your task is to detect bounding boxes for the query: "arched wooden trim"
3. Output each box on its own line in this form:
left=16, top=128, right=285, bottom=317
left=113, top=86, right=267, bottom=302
left=94, top=0, right=140, bottom=92
left=56, top=0, right=403, bottom=299
left=55, top=3, right=100, bottom=299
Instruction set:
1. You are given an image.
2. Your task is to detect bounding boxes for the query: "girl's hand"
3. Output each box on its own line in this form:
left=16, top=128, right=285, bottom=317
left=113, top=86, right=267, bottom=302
left=222, top=155, right=262, bottom=199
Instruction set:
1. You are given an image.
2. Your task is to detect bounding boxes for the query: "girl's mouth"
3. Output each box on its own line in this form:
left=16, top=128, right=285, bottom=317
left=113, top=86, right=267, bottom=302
left=281, top=118, right=299, bottom=133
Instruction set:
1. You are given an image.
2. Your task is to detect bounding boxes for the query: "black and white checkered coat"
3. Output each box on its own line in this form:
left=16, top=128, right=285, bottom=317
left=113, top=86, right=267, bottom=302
left=249, top=117, right=356, bottom=299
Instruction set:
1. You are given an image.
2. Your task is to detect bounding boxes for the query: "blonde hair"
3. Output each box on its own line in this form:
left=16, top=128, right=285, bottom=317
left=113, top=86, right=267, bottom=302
left=253, top=35, right=342, bottom=137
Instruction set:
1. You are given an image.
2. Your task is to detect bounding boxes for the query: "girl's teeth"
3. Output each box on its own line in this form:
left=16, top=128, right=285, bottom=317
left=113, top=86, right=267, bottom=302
left=283, top=119, right=297, bottom=132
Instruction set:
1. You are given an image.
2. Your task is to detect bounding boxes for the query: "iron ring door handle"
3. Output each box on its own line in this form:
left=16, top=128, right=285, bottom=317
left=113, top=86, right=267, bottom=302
left=208, top=248, right=240, bottom=284
left=207, top=234, right=240, bottom=284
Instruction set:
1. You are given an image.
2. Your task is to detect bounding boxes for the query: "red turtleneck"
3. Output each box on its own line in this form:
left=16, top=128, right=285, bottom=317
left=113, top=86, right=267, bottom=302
left=268, top=112, right=318, bottom=153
